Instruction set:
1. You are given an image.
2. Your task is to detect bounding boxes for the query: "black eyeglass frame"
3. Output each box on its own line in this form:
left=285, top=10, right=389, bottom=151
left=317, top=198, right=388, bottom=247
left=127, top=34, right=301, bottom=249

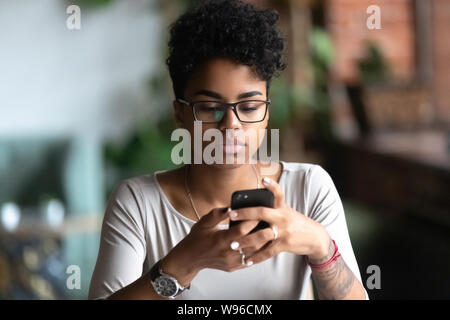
left=176, top=98, right=271, bottom=123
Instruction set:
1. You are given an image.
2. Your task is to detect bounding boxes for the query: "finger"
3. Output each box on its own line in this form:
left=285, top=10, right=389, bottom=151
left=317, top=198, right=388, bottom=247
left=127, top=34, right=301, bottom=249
left=233, top=227, right=275, bottom=251
left=262, top=177, right=284, bottom=208
left=224, top=220, right=260, bottom=243
left=228, top=258, right=251, bottom=272
left=229, top=206, right=277, bottom=224
left=200, top=207, right=231, bottom=228
left=238, top=242, right=266, bottom=257
left=244, top=239, right=280, bottom=266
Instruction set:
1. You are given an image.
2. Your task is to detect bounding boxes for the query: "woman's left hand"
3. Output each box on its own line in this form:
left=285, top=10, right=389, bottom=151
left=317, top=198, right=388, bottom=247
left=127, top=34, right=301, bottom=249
left=229, top=177, right=332, bottom=266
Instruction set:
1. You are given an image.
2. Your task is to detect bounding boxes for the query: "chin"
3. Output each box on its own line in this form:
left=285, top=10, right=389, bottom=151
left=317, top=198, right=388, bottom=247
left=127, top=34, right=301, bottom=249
left=209, top=162, right=243, bottom=170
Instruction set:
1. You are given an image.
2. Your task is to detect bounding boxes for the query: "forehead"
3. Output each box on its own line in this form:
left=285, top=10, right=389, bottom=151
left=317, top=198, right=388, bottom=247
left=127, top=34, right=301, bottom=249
left=184, top=58, right=266, bottom=99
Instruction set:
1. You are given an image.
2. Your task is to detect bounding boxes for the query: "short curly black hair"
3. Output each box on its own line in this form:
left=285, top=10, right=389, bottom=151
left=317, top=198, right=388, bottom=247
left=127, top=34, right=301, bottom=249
left=166, top=0, right=286, bottom=99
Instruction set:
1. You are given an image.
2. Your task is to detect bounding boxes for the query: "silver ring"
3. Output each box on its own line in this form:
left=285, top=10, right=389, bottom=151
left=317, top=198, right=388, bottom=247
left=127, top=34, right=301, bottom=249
left=240, top=252, right=246, bottom=265
left=271, top=226, right=278, bottom=240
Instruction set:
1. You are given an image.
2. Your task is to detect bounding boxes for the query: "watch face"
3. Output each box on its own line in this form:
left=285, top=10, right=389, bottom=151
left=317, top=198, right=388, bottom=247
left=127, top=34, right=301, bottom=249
left=154, top=275, right=178, bottom=297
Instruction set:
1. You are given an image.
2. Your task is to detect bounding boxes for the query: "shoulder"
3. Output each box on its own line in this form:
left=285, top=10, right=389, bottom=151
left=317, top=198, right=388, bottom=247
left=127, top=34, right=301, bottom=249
left=281, top=161, right=318, bottom=175
left=108, top=167, right=184, bottom=211
left=280, top=161, right=338, bottom=207
left=282, top=162, right=342, bottom=223
left=104, top=171, right=170, bottom=234
left=113, top=174, right=157, bottom=197
left=108, top=172, right=162, bottom=212
left=281, top=161, right=332, bottom=186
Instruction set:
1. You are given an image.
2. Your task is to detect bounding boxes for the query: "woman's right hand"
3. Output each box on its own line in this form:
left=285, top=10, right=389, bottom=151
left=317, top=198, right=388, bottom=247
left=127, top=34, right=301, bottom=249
left=160, top=207, right=261, bottom=287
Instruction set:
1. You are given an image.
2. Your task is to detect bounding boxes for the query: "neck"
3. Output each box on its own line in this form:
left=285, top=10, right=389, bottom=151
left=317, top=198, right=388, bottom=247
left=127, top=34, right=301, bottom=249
left=186, top=163, right=260, bottom=209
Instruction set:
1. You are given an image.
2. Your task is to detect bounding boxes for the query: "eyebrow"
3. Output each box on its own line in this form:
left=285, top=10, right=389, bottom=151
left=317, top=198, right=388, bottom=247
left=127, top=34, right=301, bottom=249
left=193, top=90, right=263, bottom=100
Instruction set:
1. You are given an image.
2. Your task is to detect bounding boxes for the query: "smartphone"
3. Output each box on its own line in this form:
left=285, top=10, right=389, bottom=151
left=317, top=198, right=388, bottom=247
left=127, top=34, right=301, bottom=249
left=229, top=188, right=274, bottom=233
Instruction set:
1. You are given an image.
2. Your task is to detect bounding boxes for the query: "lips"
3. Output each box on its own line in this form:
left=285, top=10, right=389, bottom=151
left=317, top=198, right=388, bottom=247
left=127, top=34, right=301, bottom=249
left=222, top=135, right=246, bottom=154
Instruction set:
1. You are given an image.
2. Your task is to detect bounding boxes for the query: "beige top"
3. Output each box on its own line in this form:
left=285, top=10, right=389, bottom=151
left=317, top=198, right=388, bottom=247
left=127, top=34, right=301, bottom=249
left=88, top=161, right=368, bottom=300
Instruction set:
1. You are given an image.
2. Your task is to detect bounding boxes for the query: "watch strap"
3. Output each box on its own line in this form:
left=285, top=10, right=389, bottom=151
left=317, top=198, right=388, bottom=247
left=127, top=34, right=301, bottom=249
left=150, top=260, right=162, bottom=282
left=150, top=259, right=187, bottom=297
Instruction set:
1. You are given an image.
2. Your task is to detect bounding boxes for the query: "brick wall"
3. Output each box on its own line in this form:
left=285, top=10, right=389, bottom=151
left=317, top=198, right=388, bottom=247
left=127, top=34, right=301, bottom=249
left=432, top=0, right=450, bottom=125
left=326, top=0, right=416, bottom=83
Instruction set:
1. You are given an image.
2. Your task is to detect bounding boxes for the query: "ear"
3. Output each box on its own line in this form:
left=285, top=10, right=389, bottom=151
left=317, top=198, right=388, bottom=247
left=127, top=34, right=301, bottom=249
left=173, top=100, right=185, bottom=128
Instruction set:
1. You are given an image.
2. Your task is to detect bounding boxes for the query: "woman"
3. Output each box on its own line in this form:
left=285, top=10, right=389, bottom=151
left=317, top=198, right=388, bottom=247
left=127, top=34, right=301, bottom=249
left=89, top=0, right=368, bottom=300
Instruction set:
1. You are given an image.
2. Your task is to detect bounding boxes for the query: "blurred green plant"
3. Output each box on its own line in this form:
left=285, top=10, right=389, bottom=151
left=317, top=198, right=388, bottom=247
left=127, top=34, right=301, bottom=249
left=269, top=28, right=334, bottom=127
left=103, top=114, right=178, bottom=194
left=103, top=65, right=178, bottom=194
left=105, top=116, right=176, bottom=173
left=358, top=42, right=390, bottom=84
left=310, top=27, right=334, bottom=88
left=269, top=27, right=336, bottom=151
left=308, top=27, right=336, bottom=145
left=67, top=0, right=115, bottom=10
left=268, top=77, right=309, bottom=130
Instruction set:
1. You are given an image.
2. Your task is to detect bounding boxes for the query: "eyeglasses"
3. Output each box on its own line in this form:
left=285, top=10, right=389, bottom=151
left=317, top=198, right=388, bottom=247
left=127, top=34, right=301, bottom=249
left=177, top=99, right=270, bottom=123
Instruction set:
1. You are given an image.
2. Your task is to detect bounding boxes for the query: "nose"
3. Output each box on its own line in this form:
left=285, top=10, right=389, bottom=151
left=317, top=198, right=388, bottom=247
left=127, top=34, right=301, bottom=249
left=218, top=107, right=242, bottom=130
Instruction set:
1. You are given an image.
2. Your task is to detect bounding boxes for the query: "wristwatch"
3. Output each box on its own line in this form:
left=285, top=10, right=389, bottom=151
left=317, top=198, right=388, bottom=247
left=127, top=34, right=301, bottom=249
left=150, top=260, right=188, bottom=299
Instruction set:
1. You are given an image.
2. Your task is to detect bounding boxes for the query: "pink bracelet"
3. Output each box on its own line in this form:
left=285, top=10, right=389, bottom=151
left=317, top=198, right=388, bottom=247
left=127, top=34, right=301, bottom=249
left=307, top=240, right=341, bottom=270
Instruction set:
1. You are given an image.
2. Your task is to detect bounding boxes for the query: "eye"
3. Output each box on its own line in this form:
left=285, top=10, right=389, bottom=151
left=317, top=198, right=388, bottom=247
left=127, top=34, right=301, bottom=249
left=196, top=102, right=222, bottom=112
left=240, top=107, right=257, bottom=113
left=238, top=101, right=264, bottom=112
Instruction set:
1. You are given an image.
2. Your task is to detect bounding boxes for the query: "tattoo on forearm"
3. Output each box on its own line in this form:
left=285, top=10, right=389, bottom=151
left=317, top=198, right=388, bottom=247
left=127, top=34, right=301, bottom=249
left=310, top=241, right=356, bottom=300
